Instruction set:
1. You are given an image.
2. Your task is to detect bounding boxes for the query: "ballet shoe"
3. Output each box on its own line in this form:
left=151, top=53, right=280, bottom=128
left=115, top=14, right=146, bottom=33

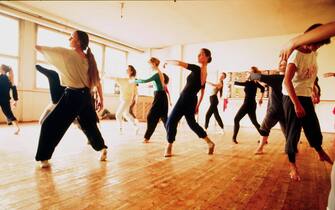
left=14, top=128, right=20, bottom=135
left=143, top=139, right=150, bottom=143
left=100, top=148, right=107, bottom=161
left=232, top=139, right=238, bottom=144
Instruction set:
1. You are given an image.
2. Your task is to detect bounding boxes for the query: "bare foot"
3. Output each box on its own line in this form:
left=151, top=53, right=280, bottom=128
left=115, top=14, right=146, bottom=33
left=255, top=140, right=266, bottom=155
left=143, top=139, right=150, bottom=144
left=100, top=148, right=107, bottom=161
left=14, top=128, right=20, bottom=135
left=208, top=142, right=215, bottom=155
left=254, top=148, right=264, bottom=155
left=289, top=167, right=301, bottom=181
left=164, top=144, right=173, bottom=157
left=318, top=149, right=333, bottom=165
left=40, top=160, right=50, bottom=168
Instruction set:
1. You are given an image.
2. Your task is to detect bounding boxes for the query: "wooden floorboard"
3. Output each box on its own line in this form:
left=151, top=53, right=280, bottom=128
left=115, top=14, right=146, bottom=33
left=0, top=121, right=333, bottom=210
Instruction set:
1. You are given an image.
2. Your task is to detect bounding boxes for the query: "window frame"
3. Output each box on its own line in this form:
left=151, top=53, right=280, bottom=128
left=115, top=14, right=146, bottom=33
left=0, top=12, right=20, bottom=86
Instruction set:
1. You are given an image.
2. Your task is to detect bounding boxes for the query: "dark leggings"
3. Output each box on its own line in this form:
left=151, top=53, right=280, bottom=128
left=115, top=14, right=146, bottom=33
left=145, top=91, right=168, bottom=140
left=166, top=95, right=207, bottom=143
left=233, top=100, right=261, bottom=140
left=205, top=95, right=224, bottom=129
left=283, top=96, right=322, bottom=163
left=35, top=88, right=107, bottom=161
left=0, top=100, right=17, bottom=123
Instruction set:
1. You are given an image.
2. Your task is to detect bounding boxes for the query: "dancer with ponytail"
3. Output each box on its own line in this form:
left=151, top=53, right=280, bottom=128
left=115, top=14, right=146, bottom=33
left=35, top=31, right=107, bottom=168
left=0, top=64, right=20, bottom=134
left=204, top=72, right=226, bottom=134
left=163, top=48, right=215, bottom=157
left=135, top=57, right=168, bottom=143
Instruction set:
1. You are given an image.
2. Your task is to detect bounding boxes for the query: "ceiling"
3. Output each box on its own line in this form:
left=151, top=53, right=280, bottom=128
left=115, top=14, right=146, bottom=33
left=8, top=0, right=335, bottom=49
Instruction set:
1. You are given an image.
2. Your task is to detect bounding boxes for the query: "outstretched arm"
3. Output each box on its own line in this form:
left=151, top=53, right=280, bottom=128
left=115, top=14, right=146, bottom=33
left=280, top=21, right=335, bottom=61
left=207, top=81, right=223, bottom=89
left=323, top=72, right=335, bottom=78
left=163, top=60, right=188, bottom=69
left=135, top=74, right=156, bottom=84
left=234, top=81, right=247, bottom=86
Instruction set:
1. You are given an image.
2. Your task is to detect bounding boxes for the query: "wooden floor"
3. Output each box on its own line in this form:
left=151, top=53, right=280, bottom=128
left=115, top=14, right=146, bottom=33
left=0, top=121, right=334, bottom=210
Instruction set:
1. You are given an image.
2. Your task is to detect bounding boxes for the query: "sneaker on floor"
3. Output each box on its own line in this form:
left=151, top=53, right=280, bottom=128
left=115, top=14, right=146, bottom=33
left=40, top=160, right=50, bottom=168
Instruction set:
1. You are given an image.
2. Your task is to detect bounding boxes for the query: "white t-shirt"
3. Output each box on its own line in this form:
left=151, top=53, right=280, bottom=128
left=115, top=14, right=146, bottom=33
left=282, top=50, right=318, bottom=97
left=116, top=78, right=136, bottom=101
left=40, top=46, right=89, bottom=88
left=328, top=163, right=335, bottom=210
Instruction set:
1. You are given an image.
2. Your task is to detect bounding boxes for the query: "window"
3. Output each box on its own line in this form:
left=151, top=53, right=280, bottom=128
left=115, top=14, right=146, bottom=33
left=0, top=14, right=19, bottom=84
left=128, top=51, right=151, bottom=96
left=36, top=26, right=69, bottom=88
left=89, top=42, right=103, bottom=71
left=103, top=47, right=127, bottom=94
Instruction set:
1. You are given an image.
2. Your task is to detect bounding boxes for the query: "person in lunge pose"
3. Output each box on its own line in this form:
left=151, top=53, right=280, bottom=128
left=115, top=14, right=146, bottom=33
left=249, top=70, right=285, bottom=154
left=232, top=67, right=265, bottom=144
left=105, top=65, right=139, bottom=134
left=0, top=64, right=20, bottom=134
left=36, top=65, right=101, bottom=146
left=163, top=48, right=215, bottom=157
left=204, top=72, right=226, bottom=134
left=282, top=23, right=332, bottom=181
left=135, top=57, right=168, bottom=143
left=35, top=30, right=108, bottom=168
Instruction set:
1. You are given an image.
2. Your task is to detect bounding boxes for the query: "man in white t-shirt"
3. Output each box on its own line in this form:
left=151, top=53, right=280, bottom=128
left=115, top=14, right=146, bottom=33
left=282, top=23, right=333, bottom=181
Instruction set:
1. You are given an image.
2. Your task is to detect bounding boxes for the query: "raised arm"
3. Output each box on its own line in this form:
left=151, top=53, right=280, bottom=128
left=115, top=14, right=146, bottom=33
left=280, top=21, right=335, bottom=61
left=284, top=64, right=305, bottom=118
left=163, top=60, right=188, bottom=69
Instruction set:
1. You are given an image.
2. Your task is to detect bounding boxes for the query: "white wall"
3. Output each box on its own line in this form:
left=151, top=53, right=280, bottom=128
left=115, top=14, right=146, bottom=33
left=152, top=34, right=335, bottom=133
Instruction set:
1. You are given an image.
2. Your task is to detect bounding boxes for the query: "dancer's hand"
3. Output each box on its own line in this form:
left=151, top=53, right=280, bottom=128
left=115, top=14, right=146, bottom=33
left=279, top=40, right=295, bottom=62
left=12, top=100, right=17, bottom=107
left=294, top=103, right=306, bottom=118
left=258, top=99, right=263, bottom=106
left=195, top=105, right=199, bottom=114
left=96, top=98, right=104, bottom=112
